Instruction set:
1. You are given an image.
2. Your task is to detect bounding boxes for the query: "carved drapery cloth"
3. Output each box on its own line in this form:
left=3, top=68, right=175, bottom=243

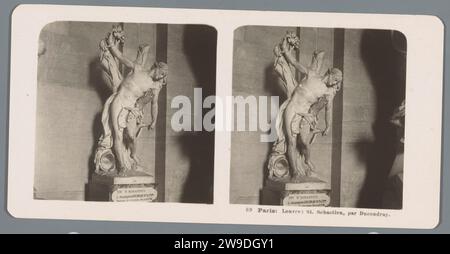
left=94, top=38, right=124, bottom=174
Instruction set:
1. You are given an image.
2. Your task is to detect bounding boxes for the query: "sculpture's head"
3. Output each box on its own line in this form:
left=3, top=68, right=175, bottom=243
left=325, top=68, right=343, bottom=91
left=150, top=62, right=169, bottom=86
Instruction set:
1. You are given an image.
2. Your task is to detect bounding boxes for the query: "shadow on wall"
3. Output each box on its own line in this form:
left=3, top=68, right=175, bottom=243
left=356, top=30, right=406, bottom=208
left=178, top=25, right=217, bottom=204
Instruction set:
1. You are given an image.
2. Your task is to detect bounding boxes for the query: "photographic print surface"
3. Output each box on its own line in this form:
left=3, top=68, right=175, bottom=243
left=35, top=21, right=217, bottom=203
left=230, top=26, right=406, bottom=209
left=7, top=5, right=443, bottom=228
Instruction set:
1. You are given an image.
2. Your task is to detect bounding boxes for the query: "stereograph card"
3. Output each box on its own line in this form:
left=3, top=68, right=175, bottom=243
left=7, top=4, right=444, bottom=229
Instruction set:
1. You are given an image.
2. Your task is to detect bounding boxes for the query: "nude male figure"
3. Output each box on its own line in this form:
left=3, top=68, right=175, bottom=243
left=280, top=40, right=343, bottom=178
left=107, top=33, right=168, bottom=173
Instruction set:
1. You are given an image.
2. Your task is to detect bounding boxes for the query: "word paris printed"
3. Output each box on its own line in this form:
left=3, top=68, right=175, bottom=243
left=8, top=5, right=443, bottom=229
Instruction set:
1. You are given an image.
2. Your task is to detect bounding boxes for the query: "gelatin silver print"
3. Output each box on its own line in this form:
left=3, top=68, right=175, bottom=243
left=34, top=21, right=217, bottom=203
left=230, top=26, right=406, bottom=209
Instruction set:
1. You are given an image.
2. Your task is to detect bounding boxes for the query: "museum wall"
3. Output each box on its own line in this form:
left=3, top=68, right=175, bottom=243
left=230, top=26, right=335, bottom=204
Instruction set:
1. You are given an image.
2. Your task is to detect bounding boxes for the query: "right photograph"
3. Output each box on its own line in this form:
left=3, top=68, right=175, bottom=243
left=230, top=26, right=406, bottom=209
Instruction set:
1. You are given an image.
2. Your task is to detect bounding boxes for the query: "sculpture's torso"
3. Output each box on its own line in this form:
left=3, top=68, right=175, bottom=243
left=116, top=66, right=159, bottom=107
left=290, top=73, right=329, bottom=113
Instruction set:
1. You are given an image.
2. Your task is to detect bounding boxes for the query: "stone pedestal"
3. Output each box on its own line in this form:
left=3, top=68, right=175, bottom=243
left=87, top=171, right=157, bottom=202
left=262, top=177, right=331, bottom=207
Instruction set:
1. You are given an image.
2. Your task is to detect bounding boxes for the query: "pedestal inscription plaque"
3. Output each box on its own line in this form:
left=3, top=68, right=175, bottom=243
left=262, top=177, right=331, bottom=207
left=88, top=172, right=157, bottom=202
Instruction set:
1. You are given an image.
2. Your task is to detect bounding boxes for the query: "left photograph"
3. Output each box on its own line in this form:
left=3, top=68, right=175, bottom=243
left=34, top=22, right=217, bottom=203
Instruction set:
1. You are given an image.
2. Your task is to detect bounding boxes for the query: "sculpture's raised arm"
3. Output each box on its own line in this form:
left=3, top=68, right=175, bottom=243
left=310, top=50, right=325, bottom=75
left=323, top=68, right=343, bottom=136
left=150, top=90, right=160, bottom=130
left=323, top=92, right=334, bottom=136
left=134, top=44, right=151, bottom=66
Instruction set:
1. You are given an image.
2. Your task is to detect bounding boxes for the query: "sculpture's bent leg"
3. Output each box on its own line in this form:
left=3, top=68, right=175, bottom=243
left=110, top=100, right=132, bottom=172
left=297, top=125, right=315, bottom=176
left=124, top=112, right=140, bottom=166
left=284, top=105, right=305, bottom=177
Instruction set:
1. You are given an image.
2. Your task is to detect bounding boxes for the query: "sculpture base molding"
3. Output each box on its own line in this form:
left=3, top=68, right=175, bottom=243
left=262, top=177, right=331, bottom=207
left=87, top=171, right=157, bottom=202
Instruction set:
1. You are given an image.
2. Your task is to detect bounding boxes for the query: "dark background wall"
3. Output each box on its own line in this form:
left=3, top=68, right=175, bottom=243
left=342, top=29, right=406, bottom=208
left=230, top=26, right=406, bottom=208
left=166, top=24, right=216, bottom=203
left=34, top=22, right=216, bottom=203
